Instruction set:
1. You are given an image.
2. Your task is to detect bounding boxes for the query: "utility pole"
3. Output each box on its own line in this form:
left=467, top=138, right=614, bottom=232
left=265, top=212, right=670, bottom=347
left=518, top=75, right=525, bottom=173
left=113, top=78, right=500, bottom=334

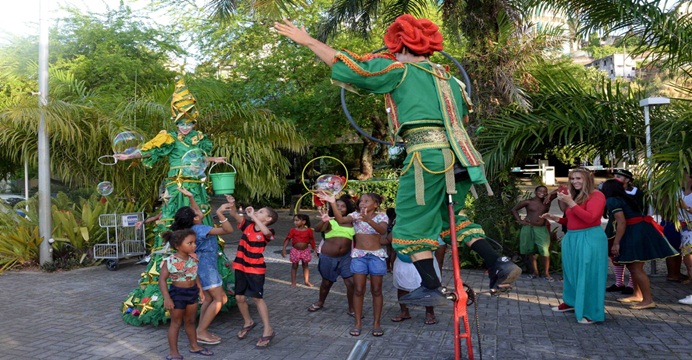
left=38, top=0, right=52, bottom=265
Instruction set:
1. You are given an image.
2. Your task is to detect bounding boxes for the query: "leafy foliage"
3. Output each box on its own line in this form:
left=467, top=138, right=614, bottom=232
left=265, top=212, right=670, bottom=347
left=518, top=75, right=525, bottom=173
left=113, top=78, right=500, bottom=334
left=0, top=192, right=137, bottom=273
left=530, top=0, right=692, bottom=70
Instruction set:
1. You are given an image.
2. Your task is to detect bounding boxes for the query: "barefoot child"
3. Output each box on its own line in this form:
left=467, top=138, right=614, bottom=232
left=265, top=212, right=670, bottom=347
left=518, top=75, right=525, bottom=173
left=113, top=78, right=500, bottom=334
left=159, top=229, right=214, bottom=360
left=308, top=195, right=356, bottom=316
left=282, top=214, right=316, bottom=287
left=228, top=202, right=279, bottom=348
left=511, top=185, right=555, bottom=280
left=174, top=187, right=235, bottom=345
left=320, top=192, right=388, bottom=337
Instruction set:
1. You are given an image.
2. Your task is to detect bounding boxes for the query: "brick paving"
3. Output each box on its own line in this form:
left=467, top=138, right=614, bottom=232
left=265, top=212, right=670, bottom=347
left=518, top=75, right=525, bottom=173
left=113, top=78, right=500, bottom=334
left=1, top=208, right=692, bottom=359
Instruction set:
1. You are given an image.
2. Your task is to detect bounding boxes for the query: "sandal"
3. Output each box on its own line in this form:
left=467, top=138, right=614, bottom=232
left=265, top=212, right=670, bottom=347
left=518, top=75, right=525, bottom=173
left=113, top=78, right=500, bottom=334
left=424, top=314, right=438, bottom=325
left=236, top=322, right=256, bottom=340
left=371, top=328, right=384, bottom=337
left=255, top=331, right=276, bottom=348
left=391, top=315, right=411, bottom=322
left=347, top=311, right=365, bottom=319
left=307, top=303, right=323, bottom=312
left=189, top=347, right=214, bottom=356
left=349, top=328, right=361, bottom=336
left=545, top=276, right=555, bottom=282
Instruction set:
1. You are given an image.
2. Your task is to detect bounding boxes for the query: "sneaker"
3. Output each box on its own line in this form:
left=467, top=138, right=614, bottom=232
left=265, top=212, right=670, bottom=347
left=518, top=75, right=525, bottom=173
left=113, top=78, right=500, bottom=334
left=621, top=287, right=634, bottom=295
left=488, top=257, right=522, bottom=290
left=578, top=318, right=594, bottom=325
left=551, top=303, right=574, bottom=312
left=678, top=295, right=692, bottom=305
left=399, top=286, right=449, bottom=307
left=605, top=284, right=624, bottom=292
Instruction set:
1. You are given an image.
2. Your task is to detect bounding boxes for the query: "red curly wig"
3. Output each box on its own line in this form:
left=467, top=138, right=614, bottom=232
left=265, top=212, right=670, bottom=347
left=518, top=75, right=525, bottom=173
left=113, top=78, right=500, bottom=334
left=383, top=14, right=443, bottom=56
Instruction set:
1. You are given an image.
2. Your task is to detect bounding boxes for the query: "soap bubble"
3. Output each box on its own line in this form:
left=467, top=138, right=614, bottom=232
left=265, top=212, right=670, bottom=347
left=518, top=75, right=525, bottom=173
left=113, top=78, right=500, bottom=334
left=97, top=181, right=114, bottom=196
left=181, top=149, right=209, bottom=178
left=112, top=131, right=145, bottom=155
left=313, top=175, right=346, bottom=194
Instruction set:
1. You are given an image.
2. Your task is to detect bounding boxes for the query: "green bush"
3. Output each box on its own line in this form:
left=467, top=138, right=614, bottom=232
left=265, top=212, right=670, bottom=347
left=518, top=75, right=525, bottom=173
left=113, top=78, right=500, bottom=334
left=347, top=179, right=399, bottom=209
left=0, top=191, right=140, bottom=273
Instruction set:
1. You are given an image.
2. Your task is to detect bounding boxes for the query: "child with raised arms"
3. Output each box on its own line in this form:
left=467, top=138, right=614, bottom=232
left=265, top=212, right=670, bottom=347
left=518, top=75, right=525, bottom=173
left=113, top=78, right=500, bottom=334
left=174, top=187, right=235, bottom=345
left=227, top=201, right=279, bottom=348
left=319, top=192, right=388, bottom=337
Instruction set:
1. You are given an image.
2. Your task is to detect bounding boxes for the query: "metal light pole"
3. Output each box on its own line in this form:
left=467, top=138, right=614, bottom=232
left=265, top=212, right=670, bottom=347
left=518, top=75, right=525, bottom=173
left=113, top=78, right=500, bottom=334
left=38, top=0, right=52, bottom=265
left=639, top=96, right=670, bottom=276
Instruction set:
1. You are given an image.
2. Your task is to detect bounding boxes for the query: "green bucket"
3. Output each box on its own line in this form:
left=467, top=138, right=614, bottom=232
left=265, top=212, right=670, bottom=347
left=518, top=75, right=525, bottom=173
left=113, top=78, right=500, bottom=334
left=209, top=162, right=237, bottom=195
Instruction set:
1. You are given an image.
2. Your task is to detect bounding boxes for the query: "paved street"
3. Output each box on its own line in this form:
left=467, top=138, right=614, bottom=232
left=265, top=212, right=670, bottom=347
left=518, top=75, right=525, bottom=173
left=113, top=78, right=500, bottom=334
left=1, top=208, right=692, bottom=360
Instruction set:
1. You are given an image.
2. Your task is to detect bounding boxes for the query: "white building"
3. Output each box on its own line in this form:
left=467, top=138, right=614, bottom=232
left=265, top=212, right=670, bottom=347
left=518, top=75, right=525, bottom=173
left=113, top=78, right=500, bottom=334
left=585, top=54, right=637, bottom=80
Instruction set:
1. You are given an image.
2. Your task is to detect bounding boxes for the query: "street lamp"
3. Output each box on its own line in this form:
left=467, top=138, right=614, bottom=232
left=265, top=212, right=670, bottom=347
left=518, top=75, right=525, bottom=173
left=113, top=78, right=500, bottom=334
left=38, top=0, right=52, bottom=265
left=639, top=96, right=670, bottom=275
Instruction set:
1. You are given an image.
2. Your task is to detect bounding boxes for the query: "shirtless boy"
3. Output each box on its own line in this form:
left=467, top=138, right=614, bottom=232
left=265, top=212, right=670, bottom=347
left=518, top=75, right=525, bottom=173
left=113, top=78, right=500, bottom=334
left=511, top=186, right=555, bottom=280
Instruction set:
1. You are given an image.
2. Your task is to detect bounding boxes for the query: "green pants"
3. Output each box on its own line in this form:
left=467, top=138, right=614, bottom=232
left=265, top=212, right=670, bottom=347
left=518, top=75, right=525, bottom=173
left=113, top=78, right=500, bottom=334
left=392, top=147, right=485, bottom=255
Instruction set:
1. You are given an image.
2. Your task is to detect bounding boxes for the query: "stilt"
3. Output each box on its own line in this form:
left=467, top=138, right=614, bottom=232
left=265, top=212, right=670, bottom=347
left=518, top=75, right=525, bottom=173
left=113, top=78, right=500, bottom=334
left=446, top=193, right=474, bottom=360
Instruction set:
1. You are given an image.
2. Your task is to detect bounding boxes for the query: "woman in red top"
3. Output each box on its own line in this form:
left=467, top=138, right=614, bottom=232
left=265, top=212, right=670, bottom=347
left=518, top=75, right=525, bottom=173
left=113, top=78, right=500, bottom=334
left=282, top=214, right=317, bottom=287
left=542, top=168, right=607, bottom=324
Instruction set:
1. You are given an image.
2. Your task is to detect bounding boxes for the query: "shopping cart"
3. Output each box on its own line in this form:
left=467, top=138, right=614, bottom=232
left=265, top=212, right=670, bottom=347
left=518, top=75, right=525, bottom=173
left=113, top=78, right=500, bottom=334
left=93, top=212, right=147, bottom=271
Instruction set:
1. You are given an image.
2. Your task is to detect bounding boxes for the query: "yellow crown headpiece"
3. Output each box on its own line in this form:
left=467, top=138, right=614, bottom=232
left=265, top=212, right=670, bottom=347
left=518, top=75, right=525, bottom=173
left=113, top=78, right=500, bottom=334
left=170, top=76, right=198, bottom=124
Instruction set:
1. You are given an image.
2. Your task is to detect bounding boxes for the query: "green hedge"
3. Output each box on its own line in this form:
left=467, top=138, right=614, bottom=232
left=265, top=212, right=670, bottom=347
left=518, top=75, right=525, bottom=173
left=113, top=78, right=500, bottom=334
left=347, top=179, right=398, bottom=209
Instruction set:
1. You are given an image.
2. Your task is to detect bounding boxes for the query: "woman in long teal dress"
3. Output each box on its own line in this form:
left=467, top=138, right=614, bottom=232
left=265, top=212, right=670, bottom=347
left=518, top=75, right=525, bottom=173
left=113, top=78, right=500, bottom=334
left=117, top=77, right=234, bottom=326
left=542, top=168, right=607, bottom=324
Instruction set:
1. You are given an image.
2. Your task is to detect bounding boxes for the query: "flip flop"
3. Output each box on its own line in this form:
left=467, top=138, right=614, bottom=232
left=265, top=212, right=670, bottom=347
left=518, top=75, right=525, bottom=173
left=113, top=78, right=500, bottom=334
left=391, top=315, right=411, bottom=322
left=197, top=337, right=221, bottom=345
left=545, top=276, right=555, bottom=282
left=371, top=328, right=384, bottom=337
left=165, top=355, right=183, bottom=360
left=347, top=311, right=365, bottom=319
left=349, top=328, right=361, bottom=336
left=236, top=322, right=256, bottom=340
left=255, top=332, right=276, bottom=348
left=424, top=315, right=438, bottom=325
left=307, top=303, right=323, bottom=312
left=189, top=347, right=213, bottom=356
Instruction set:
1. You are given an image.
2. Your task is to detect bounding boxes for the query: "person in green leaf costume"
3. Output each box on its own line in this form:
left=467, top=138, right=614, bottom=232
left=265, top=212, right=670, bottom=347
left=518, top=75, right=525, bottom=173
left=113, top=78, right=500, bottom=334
left=116, top=77, right=234, bottom=326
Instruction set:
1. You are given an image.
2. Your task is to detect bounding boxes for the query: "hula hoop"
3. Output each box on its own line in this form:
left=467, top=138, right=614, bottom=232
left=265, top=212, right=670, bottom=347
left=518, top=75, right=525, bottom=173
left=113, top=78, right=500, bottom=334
left=300, top=156, right=349, bottom=194
left=97, top=155, right=118, bottom=166
left=292, top=192, right=314, bottom=215
left=293, top=156, right=349, bottom=214
left=340, top=48, right=473, bottom=145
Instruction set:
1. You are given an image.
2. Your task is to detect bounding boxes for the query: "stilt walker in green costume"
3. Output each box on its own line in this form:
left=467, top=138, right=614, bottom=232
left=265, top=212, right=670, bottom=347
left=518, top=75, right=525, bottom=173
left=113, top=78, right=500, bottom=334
left=116, top=77, right=235, bottom=325
left=275, top=14, right=521, bottom=306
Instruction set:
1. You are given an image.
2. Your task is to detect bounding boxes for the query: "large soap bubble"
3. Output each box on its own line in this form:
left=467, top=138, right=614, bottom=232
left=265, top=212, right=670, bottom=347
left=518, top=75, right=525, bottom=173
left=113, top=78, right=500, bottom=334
left=313, top=174, right=346, bottom=194
left=181, top=149, right=209, bottom=178
left=97, top=181, right=114, bottom=196
left=112, top=131, right=145, bottom=155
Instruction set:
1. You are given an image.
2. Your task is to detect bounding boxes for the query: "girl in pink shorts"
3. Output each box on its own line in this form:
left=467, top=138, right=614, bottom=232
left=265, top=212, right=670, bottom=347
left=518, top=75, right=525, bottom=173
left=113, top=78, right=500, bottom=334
left=282, top=214, right=316, bottom=287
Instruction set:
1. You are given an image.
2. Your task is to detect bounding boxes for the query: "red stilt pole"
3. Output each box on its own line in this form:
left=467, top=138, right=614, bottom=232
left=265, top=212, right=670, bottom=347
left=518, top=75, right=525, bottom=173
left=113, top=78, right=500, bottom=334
left=447, top=193, right=474, bottom=360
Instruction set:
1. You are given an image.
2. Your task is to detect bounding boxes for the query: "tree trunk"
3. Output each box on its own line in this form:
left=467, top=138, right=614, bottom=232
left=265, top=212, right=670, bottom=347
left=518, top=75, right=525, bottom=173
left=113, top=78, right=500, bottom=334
left=357, top=113, right=388, bottom=180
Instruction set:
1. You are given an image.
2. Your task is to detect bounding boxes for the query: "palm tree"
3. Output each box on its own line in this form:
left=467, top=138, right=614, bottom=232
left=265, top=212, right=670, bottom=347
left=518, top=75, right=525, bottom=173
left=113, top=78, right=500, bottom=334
left=529, top=0, right=691, bottom=70
left=115, top=76, right=308, bottom=202
left=521, top=0, right=692, bottom=219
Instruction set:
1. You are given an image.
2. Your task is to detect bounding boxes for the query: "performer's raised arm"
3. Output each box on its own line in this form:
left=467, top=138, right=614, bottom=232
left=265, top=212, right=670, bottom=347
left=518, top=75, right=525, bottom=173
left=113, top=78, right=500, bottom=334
left=274, top=19, right=337, bottom=66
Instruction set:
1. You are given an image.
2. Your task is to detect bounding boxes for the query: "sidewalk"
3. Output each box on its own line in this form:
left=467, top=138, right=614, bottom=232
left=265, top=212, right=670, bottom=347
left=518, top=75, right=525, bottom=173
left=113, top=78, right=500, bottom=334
left=1, top=209, right=691, bottom=359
